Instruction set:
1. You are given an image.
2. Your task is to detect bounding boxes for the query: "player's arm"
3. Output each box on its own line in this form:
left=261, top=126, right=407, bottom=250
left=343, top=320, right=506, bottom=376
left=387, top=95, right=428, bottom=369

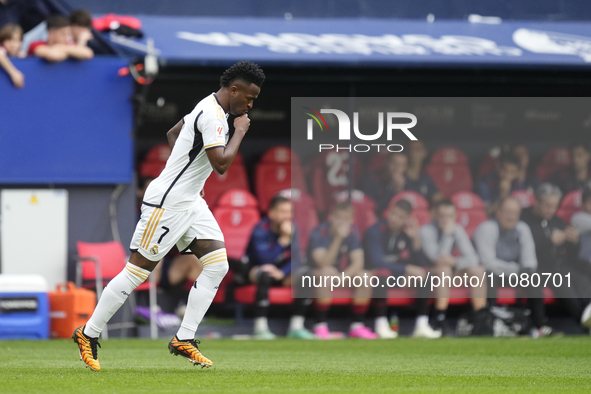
left=206, top=114, right=250, bottom=175
left=166, top=120, right=183, bottom=150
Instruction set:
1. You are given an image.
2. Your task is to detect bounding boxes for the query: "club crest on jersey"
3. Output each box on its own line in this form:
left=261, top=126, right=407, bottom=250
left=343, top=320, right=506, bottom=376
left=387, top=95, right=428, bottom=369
left=150, top=245, right=159, bottom=255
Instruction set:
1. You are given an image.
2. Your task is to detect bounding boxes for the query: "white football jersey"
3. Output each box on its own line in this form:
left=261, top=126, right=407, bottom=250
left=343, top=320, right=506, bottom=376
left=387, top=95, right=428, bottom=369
left=143, top=93, right=229, bottom=211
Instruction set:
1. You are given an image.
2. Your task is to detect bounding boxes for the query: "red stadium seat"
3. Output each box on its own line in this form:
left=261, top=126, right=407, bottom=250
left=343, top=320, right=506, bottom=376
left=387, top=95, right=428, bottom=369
left=426, top=147, right=473, bottom=197
left=332, top=190, right=378, bottom=235
left=214, top=187, right=259, bottom=208
left=278, top=188, right=318, bottom=254
left=212, top=189, right=261, bottom=260
left=426, top=165, right=473, bottom=198
left=75, top=241, right=157, bottom=338
left=259, top=145, right=301, bottom=166
left=536, top=147, right=571, bottom=182
left=203, top=152, right=249, bottom=206
left=556, top=190, right=583, bottom=224
left=451, top=192, right=488, bottom=237
left=511, top=190, right=535, bottom=208
left=310, top=151, right=362, bottom=214
left=255, top=146, right=307, bottom=212
left=387, top=191, right=431, bottom=226
left=139, top=144, right=171, bottom=179
left=429, top=146, right=470, bottom=166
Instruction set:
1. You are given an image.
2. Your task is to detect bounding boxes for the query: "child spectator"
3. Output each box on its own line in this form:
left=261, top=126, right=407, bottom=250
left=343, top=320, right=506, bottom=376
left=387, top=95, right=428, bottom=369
left=0, top=23, right=24, bottom=88
left=69, top=9, right=94, bottom=49
left=28, top=14, right=93, bottom=62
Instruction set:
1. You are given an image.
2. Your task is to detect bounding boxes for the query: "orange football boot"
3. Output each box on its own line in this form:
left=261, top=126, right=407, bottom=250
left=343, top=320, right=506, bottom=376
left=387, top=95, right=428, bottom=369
left=71, top=326, right=101, bottom=371
left=168, top=336, right=213, bottom=368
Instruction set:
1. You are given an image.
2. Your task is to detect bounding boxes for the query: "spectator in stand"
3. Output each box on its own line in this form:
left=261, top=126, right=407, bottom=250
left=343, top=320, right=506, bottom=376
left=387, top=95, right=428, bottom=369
left=308, top=202, right=376, bottom=339
left=521, top=183, right=591, bottom=330
left=245, top=195, right=314, bottom=340
left=549, top=142, right=591, bottom=195
left=363, top=152, right=439, bottom=214
left=364, top=199, right=441, bottom=339
left=406, top=141, right=443, bottom=203
left=511, top=144, right=540, bottom=193
left=476, top=152, right=524, bottom=216
left=473, top=197, right=552, bottom=337
left=28, top=14, right=93, bottom=62
left=69, top=9, right=94, bottom=50
left=420, top=199, right=487, bottom=336
left=0, top=23, right=24, bottom=88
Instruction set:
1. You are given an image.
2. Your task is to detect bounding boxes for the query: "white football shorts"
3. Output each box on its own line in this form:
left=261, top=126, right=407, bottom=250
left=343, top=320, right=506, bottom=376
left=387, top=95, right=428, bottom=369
left=130, top=197, right=224, bottom=261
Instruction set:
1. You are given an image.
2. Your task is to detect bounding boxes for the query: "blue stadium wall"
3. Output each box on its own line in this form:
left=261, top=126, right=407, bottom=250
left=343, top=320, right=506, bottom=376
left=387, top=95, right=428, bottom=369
left=0, top=57, right=136, bottom=281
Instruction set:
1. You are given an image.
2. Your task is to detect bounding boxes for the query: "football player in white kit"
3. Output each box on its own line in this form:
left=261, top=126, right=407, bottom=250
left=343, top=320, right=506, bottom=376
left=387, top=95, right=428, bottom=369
left=72, top=61, right=265, bottom=371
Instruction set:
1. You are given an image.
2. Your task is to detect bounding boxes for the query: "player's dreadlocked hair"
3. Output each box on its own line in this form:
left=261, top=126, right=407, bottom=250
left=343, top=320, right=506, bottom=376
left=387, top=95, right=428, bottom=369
left=220, top=61, right=265, bottom=88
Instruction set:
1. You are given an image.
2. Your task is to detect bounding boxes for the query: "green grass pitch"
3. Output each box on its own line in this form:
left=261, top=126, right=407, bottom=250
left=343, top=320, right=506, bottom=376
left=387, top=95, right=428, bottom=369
left=1, top=337, right=590, bottom=393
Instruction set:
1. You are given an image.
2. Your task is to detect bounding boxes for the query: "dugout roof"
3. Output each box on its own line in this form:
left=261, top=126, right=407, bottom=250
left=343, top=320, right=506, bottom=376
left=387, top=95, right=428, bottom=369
left=107, top=16, right=591, bottom=68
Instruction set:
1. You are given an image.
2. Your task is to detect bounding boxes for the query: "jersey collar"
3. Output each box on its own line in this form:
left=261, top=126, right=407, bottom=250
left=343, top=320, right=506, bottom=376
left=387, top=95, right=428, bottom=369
left=212, top=93, right=229, bottom=119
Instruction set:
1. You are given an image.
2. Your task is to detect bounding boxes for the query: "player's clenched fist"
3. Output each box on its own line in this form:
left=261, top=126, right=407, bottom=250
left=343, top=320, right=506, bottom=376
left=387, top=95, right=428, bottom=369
left=234, top=114, right=250, bottom=134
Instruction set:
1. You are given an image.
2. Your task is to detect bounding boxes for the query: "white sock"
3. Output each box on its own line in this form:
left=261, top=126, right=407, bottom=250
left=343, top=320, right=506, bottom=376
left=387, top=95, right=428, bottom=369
left=254, top=317, right=268, bottom=332
left=375, top=316, right=389, bottom=330
left=415, top=315, right=429, bottom=327
left=350, top=322, right=364, bottom=330
left=289, top=315, right=305, bottom=331
left=176, top=249, right=228, bottom=340
left=84, top=262, right=150, bottom=338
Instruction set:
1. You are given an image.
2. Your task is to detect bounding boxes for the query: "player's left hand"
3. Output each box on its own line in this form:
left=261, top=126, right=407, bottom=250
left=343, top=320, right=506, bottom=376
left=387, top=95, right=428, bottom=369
left=200, top=189, right=205, bottom=198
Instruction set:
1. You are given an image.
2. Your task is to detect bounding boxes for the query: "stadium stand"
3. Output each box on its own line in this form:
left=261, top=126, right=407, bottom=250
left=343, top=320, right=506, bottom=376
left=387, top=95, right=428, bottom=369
left=254, top=146, right=306, bottom=212
left=425, top=146, right=473, bottom=197
left=556, top=190, right=583, bottom=224
left=535, top=147, right=571, bottom=182
left=211, top=189, right=261, bottom=261
left=450, top=191, right=488, bottom=237
left=203, top=152, right=249, bottom=207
